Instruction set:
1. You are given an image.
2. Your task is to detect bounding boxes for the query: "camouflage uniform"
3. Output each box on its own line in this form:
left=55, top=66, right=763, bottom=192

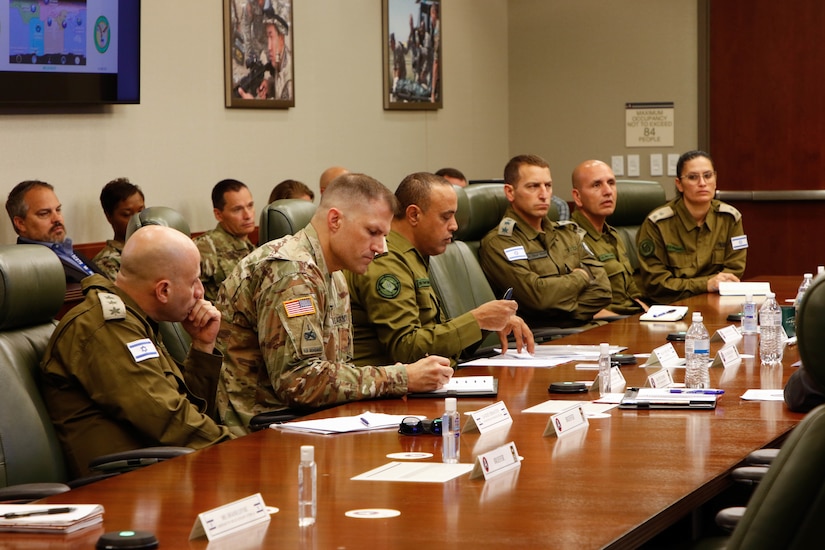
left=194, top=223, right=255, bottom=303
left=40, top=275, right=233, bottom=478
left=216, top=224, right=408, bottom=435
left=92, top=239, right=123, bottom=280
left=346, top=230, right=481, bottom=368
left=571, top=210, right=643, bottom=315
left=636, top=197, right=747, bottom=304
left=479, top=206, right=612, bottom=328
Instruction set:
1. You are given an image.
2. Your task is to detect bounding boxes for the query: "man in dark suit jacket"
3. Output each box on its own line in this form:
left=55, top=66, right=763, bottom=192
left=5, top=180, right=104, bottom=283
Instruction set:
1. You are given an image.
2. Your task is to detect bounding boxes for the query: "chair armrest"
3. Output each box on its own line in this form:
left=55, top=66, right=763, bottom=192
left=745, top=448, right=780, bottom=465
left=715, top=506, right=746, bottom=533
left=249, top=410, right=305, bottom=432
left=0, top=482, right=71, bottom=503
left=731, top=465, right=770, bottom=485
left=88, top=446, right=194, bottom=474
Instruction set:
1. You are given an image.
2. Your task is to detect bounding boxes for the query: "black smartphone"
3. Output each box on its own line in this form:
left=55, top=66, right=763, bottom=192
left=611, top=353, right=637, bottom=365
left=667, top=331, right=687, bottom=342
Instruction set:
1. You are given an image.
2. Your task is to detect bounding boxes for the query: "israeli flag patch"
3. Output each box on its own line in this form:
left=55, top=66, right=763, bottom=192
left=127, top=338, right=160, bottom=362
left=731, top=235, right=749, bottom=250
left=504, top=246, right=529, bottom=261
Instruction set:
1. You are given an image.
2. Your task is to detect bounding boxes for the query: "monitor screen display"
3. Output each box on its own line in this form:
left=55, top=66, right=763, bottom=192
left=0, top=0, right=140, bottom=104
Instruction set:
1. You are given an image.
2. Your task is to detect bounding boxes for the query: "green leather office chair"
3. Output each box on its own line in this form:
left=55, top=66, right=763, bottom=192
left=258, top=199, right=316, bottom=245
left=604, top=180, right=666, bottom=271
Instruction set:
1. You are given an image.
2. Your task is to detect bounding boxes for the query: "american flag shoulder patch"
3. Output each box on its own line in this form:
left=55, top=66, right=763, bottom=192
left=283, top=296, right=317, bottom=318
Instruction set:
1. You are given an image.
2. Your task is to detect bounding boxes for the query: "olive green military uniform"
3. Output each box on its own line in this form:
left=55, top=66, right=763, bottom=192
left=194, top=224, right=256, bottom=303
left=216, top=224, right=408, bottom=436
left=636, top=197, right=747, bottom=304
left=346, top=230, right=481, bottom=368
left=479, top=206, right=612, bottom=328
left=40, top=275, right=233, bottom=478
left=92, top=239, right=124, bottom=280
left=571, top=210, right=644, bottom=315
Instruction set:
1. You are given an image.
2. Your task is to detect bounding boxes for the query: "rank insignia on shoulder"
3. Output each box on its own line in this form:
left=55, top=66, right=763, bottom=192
left=497, top=217, right=516, bottom=236
left=99, top=292, right=126, bottom=321
left=648, top=205, right=674, bottom=223
left=283, top=296, right=317, bottom=318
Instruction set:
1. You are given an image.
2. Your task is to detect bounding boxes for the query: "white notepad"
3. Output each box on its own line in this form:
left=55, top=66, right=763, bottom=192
left=640, top=305, right=689, bottom=322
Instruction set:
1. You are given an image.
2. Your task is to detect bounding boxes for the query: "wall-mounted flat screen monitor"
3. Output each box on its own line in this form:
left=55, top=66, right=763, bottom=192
left=0, top=0, right=140, bottom=105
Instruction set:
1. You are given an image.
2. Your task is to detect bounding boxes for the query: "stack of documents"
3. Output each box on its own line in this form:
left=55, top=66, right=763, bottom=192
left=274, top=411, right=418, bottom=435
left=0, top=504, right=104, bottom=534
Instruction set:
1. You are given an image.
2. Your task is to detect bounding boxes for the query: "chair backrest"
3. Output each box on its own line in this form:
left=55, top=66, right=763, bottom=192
left=429, top=240, right=497, bottom=319
left=604, top=180, right=666, bottom=271
left=0, top=245, right=69, bottom=487
left=258, top=199, right=316, bottom=245
left=796, top=273, right=825, bottom=389
left=453, top=184, right=510, bottom=258
left=725, top=403, right=825, bottom=549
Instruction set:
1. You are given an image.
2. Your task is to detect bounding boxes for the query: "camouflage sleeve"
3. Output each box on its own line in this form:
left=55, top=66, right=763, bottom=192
left=194, top=235, right=220, bottom=303
left=92, top=249, right=120, bottom=281
left=636, top=219, right=707, bottom=303
left=258, top=274, right=408, bottom=409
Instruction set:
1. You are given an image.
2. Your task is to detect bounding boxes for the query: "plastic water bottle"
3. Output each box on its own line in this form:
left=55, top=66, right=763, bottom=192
left=598, top=342, right=612, bottom=395
left=685, top=312, right=710, bottom=389
left=794, top=273, right=813, bottom=316
left=298, top=445, right=317, bottom=527
left=759, top=291, right=784, bottom=365
left=441, top=397, right=460, bottom=464
left=741, top=293, right=757, bottom=334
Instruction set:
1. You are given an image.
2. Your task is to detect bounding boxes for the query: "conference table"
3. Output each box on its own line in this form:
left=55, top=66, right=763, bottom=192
left=5, top=277, right=806, bottom=549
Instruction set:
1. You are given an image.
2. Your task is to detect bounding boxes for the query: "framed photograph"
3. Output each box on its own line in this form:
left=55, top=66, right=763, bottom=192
left=224, top=0, right=295, bottom=109
left=382, top=0, right=442, bottom=110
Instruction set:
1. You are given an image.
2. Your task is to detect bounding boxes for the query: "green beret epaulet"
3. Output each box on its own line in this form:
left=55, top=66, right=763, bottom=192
left=647, top=205, right=674, bottom=223
left=716, top=202, right=742, bottom=222
left=497, top=217, right=517, bottom=236
left=99, top=292, right=126, bottom=321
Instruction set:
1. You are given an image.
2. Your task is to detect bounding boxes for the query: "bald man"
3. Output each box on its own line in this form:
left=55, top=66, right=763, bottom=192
left=570, top=160, right=646, bottom=315
left=319, top=165, right=349, bottom=194
left=40, top=225, right=233, bottom=479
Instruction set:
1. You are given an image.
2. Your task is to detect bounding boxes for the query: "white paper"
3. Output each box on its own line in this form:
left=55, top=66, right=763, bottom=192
left=351, top=461, right=474, bottom=483
left=640, top=305, right=688, bottom=322
left=522, top=400, right=618, bottom=416
left=462, top=345, right=627, bottom=368
left=740, top=389, right=785, bottom=401
left=275, top=411, right=420, bottom=435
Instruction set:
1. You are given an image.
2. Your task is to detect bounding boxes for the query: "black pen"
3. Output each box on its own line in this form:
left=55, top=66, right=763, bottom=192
left=502, top=287, right=514, bottom=300
left=653, top=308, right=677, bottom=318
left=2, top=507, right=75, bottom=519
left=360, top=416, right=370, bottom=427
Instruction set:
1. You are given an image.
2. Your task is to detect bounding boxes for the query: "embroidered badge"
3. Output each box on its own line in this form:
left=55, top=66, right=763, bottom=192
left=639, top=239, right=655, bottom=257
left=504, top=246, right=528, bottom=261
left=99, top=292, right=126, bottom=321
left=283, top=296, right=316, bottom=318
left=127, top=338, right=160, bottom=362
left=415, top=278, right=431, bottom=289
left=300, top=319, right=323, bottom=355
left=598, top=253, right=616, bottom=262
left=731, top=235, right=749, bottom=250
left=376, top=274, right=401, bottom=299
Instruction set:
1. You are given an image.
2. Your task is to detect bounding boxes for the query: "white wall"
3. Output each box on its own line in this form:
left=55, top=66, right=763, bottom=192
left=0, top=0, right=510, bottom=243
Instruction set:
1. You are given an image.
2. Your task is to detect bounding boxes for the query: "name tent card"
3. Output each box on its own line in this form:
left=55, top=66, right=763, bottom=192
left=590, top=366, right=626, bottom=393
left=712, top=325, right=742, bottom=346
left=647, top=368, right=675, bottom=388
left=469, top=441, right=522, bottom=480
left=190, top=493, right=271, bottom=541
left=543, top=403, right=589, bottom=438
left=644, top=343, right=684, bottom=368
left=711, top=344, right=742, bottom=369
left=462, top=401, right=513, bottom=434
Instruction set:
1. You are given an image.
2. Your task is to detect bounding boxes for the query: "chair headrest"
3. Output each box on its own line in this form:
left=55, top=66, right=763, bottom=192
left=259, top=199, right=316, bottom=245
left=605, top=180, right=667, bottom=227
left=798, top=274, right=825, bottom=389
left=0, top=245, right=66, bottom=330
left=454, top=183, right=510, bottom=242
left=125, top=207, right=191, bottom=241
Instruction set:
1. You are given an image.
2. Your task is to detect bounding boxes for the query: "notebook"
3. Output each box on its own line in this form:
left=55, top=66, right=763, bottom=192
left=618, top=387, right=718, bottom=410
left=718, top=282, right=771, bottom=296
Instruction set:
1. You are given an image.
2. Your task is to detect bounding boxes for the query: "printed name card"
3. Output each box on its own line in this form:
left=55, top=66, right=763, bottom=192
left=644, top=343, right=684, bottom=368
left=470, top=441, right=521, bottom=480
left=543, top=403, right=589, bottom=438
left=190, top=493, right=271, bottom=541
left=712, top=325, right=742, bottom=345
left=647, top=368, right=674, bottom=388
left=590, top=366, right=626, bottom=393
left=462, top=401, right=513, bottom=435
left=711, top=344, right=741, bottom=369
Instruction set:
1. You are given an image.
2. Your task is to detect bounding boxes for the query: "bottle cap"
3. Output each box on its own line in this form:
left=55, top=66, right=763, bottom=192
left=445, top=397, right=457, bottom=412
left=692, top=311, right=702, bottom=322
left=766, top=291, right=775, bottom=298
left=300, top=445, right=314, bottom=462
left=745, top=293, right=753, bottom=301
left=804, top=273, right=813, bottom=279
left=600, top=342, right=609, bottom=354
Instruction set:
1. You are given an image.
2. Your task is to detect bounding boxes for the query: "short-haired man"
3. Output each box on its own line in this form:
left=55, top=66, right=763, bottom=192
left=570, top=160, right=646, bottom=315
left=217, top=173, right=453, bottom=435
left=319, top=165, right=349, bottom=194
left=5, top=180, right=104, bottom=283
left=435, top=167, right=468, bottom=187
left=347, top=172, right=534, bottom=368
left=93, top=177, right=146, bottom=279
left=194, top=179, right=256, bottom=303
left=479, top=155, right=612, bottom=328
left=40, top=225, right=233, bottom=478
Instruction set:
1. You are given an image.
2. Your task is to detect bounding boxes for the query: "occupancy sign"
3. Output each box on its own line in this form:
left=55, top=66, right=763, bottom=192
left=625, top=102, right=674, bottom=147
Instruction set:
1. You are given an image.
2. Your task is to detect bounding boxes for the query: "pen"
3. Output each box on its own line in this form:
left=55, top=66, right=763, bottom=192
left=502, top=287, right=514, bottom=300
left=2, top=507, right=75, bottom=519
left=360, top=417, right=370, bottom=427
left=669, top=389, right=725, bottom=395
left=653, top=308, right=678, bottom=318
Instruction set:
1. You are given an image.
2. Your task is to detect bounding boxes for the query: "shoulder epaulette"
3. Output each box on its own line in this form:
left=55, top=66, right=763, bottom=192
left=647, top=205, right=675, bottom=223
left=716, top=202, right=742, bottom=222
left=98, top=292, right=127, bottom=321
left=497, top=217, right=517, bottom=236
left=556, top=220, right=580, bottom=231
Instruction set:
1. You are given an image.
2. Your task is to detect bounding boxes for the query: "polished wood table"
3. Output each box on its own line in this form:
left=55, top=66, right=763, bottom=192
left=5, top=278, right=805, bottom=549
